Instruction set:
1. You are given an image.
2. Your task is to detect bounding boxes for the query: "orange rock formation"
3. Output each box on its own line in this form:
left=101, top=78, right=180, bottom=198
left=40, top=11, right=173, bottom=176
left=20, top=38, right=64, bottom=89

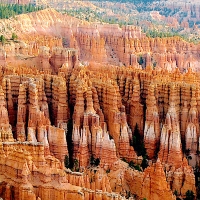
left=0, top=8, right=199, bottom=200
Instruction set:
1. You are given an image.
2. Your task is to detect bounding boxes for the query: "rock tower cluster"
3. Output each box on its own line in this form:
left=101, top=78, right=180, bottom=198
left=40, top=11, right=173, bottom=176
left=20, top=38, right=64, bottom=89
left=0, top=8, right=199, bottom=200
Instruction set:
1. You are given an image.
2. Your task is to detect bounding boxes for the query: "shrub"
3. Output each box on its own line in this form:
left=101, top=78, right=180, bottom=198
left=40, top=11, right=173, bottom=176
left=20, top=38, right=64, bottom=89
left=90, top=156, right=100, bottom=166
left=12, top=32, right=18, bottom=41
left=64, top=155, right=70, bottom=168
left=185, top=190, right=194, bottom=200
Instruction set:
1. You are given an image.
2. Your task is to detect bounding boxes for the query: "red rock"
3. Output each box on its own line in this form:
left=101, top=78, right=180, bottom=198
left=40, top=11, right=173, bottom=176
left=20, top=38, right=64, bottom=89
left=0, top=8, right=199, bottom=200
left=144, top=84, right=160, bottom=159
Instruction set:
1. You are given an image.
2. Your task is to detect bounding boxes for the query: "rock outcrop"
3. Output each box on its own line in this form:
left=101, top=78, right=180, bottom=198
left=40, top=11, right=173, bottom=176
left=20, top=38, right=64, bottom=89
left=0, top=8, right=198, bottom=200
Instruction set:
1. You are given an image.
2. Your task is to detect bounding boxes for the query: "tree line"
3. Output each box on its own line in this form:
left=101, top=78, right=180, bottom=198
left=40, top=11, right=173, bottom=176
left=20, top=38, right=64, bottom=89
left=0, top=4, right=43, bottom=19
left=89, top=0, right=156, bottom=3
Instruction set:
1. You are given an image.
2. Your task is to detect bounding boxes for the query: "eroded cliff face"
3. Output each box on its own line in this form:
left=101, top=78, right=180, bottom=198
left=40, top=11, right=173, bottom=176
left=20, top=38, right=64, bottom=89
left=0, top=62, right=198, bottom=200
left=0, top=8, right=199, bottom=200
left=1, top=8, right=200, bottom=74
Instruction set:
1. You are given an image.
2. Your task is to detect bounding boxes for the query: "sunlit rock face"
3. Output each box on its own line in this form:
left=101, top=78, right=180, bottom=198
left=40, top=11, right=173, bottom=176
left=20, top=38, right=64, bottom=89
left=0, top=8, right=199, bottom=200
